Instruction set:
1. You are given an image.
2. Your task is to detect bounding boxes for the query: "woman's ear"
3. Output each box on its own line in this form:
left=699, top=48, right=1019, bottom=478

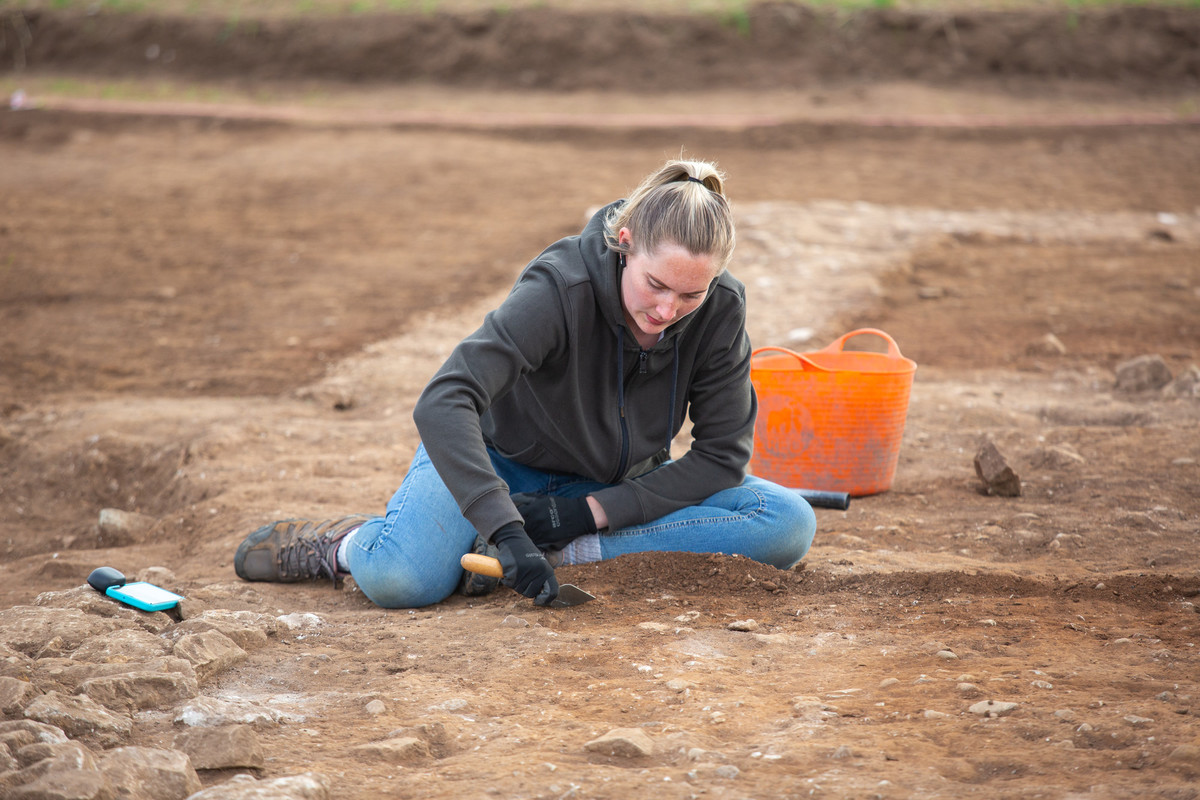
left=618, top=227, right=632, bottom=248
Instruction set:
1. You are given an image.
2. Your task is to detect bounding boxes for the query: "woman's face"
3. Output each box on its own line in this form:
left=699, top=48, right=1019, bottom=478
left=618, top=227, right=718, bottom=344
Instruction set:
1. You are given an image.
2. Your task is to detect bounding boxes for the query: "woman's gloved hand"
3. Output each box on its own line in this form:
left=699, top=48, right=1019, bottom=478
left=511, top=493, right=597, bottom=551
left=491, top=522, right=560, bottom=606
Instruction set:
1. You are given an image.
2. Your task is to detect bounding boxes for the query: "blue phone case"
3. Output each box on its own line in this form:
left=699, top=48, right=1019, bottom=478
left=105, top=582, right=183, bottom=612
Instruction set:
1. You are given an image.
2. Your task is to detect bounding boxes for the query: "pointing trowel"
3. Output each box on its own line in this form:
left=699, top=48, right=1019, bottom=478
left=460, top=554, right=595, bottom=607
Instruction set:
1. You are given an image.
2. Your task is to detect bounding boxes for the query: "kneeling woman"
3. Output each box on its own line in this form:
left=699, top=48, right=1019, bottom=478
left=235, top=158, right=816, bottom=607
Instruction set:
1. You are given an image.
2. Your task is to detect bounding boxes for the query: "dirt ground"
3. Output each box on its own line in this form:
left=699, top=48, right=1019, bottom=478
left=3, top=5, right=1200, bottom=799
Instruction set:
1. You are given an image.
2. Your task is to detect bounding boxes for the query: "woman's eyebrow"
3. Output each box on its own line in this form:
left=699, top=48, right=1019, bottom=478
left=647, top=273, right=707, bottom=296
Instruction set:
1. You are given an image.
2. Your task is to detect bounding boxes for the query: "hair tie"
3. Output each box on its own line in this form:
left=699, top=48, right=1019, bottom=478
left=685, top=176, right=706, bottom=186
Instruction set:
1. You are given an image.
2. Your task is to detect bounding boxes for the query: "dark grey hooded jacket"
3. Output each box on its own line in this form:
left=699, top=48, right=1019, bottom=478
left=412, top=201, right=756, bottom=540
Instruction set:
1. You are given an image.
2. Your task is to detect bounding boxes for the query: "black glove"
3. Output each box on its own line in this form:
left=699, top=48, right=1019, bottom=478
left=491, top=522, right=559, bottom=606
left=511, top=493, right=597, bottom=551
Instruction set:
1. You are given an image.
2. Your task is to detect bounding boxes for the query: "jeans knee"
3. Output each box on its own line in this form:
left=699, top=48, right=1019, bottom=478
left=352, top=561, right=454, bottom=609
left=768, top=490, right=817, bottom=570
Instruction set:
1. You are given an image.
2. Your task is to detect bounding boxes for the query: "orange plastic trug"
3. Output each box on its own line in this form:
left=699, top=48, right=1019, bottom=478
left=749, top=329, right=917, bottom=496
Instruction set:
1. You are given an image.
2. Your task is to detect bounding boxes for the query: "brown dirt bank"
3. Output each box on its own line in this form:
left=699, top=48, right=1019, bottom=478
left=6, top=4, right=1200, bottom=90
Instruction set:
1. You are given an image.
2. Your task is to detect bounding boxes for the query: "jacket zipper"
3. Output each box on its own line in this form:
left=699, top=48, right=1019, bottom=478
left=615, top=347, right=649, bottom=481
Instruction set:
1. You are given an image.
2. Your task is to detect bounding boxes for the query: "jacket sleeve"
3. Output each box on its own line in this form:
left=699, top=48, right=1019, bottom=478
left=590, top=296, right=756, bottom=532
left=412, top=265, right=568, bottom=541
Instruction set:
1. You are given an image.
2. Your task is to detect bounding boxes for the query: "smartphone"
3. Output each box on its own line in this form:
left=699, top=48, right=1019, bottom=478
left=105, top=582, right=183, bottom=612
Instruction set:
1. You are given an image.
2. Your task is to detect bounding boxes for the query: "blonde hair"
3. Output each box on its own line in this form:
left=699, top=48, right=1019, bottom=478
left=604, top=159, right=735, bottom=272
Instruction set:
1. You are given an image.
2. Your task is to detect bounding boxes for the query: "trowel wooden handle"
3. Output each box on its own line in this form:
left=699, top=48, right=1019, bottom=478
left=460, top=553, right=505, bottom=579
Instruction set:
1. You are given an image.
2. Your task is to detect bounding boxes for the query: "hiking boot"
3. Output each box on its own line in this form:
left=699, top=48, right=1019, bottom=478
left=459, top=533, right=501, bottom=597
left=234, top=515, right=372, bottom=589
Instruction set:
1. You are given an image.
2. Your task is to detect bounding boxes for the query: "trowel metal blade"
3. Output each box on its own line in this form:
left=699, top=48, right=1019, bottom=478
left=550, top=583, right=595, bottom=608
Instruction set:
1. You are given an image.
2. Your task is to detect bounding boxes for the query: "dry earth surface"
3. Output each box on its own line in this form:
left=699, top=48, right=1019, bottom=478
left=2, top=5, right=1200, bottom=799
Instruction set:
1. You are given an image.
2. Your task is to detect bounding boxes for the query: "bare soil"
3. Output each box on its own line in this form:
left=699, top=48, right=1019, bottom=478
left=2, top=6, right=1200, bottom=799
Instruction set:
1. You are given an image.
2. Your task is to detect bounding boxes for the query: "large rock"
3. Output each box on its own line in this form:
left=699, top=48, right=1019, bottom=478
left=32, top=589, right=175, bottom=633
left=23, top=692, right=132, bottom=748
left=0, top=643, right=34, bottom=681
left=973, top=440, right=1021, bottom=497
left=98, top=746, right=202, bottom=800
left=70, top=630, right=172, bottom=665
left=583, top=727, right=656, bottom=758
left=32, top=658, right=197, bottom=696
left=171, top=632, right=246, bottom=683
left=0, top=608, right=128, bottom=659
left=0, top=676, right=40, bottom=716
left=1114, top=354, right=1172, bottom=393
left=173, top=725, right=263, bottom=770
left=96, top=509, right=157, bottom=547
left=0, top=739, right=114, bottom=800
left=169, top=611, right=276, bottom=652
left=77, top=671, right=198, bottom=713
left=350, top=736, right=428, bottom=764
left=186, top=773, right=330, bottom=800
left=174, top=695, right=292, bottom=729
left=1165, top=364, right=1200, bottom=399
left=0, top=720, right=70, bottom=751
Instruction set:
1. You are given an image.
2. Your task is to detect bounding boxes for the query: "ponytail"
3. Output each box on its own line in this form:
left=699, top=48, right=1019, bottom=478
left=604, top=159, right=736, bottom=271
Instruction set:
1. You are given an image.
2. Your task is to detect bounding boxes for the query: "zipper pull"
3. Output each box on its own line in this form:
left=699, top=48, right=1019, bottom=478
left=638, top=350, right=648, bottom=374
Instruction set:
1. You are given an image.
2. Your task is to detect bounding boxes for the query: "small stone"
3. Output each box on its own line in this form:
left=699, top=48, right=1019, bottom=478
left=428, top=698, right=468, bottom=712
left=1054, top=709, right=1079, bottom=723
left=727, top=619, right=758, bottom=632
left=958, top=682, right=981, bottom=695
left=974, top=440, right=1021, bottom=497
left=1026, top=333, right=1067, bottom=357
left=1124, top=714, right=1154, bottom=726
left=969, top=700, right=1018, bottom=717
left=276, top=613, right=323, bottom=631
left=364, top=700, right=386, bottom=715
left=830, top=744, right=854, bottom=759
left=714, top=765, right=740, bottom=779
left=637, top=622, right=670, bottom=632
left=786, top=327, right=815, bottom=344
left=1031, top=444, right=1086, bottom=470
left=584, top=727, right=655, bottom=758
left=878, top=678, right=900, bottom=689
left=501, top=615, right=530, bottom=629
left=936, top=650, right=958, bottom=660
left=1114, top=354, right=1173, bottom=393
left=1031, top=680, right=1054, bottom=690
left=665, top=679, right=695, bottom=692
left=924, top=710, right=952, bottom=719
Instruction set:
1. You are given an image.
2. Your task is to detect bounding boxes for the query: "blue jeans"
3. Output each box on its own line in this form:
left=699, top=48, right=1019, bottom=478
left=344, top=443, right=816, bottom=608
